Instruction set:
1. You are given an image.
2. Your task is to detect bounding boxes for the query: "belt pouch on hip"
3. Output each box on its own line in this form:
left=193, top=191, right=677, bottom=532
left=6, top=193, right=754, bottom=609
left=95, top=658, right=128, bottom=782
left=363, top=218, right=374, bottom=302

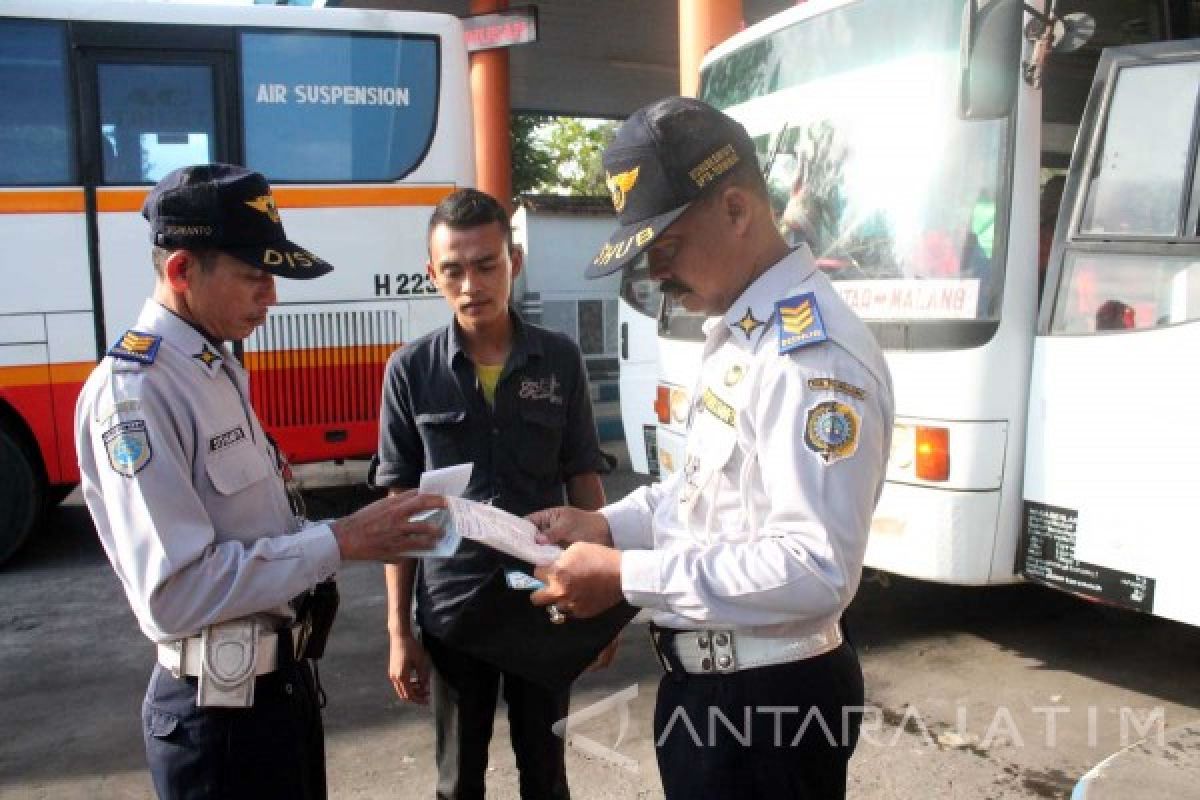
left=197, top=619, right=259, bottom=708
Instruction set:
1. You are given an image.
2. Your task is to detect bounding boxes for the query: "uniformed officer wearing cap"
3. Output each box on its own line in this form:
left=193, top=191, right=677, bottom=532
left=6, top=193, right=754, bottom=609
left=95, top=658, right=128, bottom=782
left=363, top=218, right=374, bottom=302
left=75, top=163, right=447, bottom=800
left=527, top=98, right=895, bottom=798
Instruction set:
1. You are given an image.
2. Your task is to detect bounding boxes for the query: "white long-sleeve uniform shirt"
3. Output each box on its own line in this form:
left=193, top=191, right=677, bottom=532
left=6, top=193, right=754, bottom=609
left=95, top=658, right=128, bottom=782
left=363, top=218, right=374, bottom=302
left=604, top=247, right=894, bottom=635
left=75, top=300, right=341, bottom=644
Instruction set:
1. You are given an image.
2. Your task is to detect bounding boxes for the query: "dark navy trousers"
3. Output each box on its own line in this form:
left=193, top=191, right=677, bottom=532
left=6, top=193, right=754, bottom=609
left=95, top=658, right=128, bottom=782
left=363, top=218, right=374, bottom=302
left=142, top=661, right=326, bottom=799
left=424, top=633, right=571, bottom=800
left=653, top=641, right=864, bottom=800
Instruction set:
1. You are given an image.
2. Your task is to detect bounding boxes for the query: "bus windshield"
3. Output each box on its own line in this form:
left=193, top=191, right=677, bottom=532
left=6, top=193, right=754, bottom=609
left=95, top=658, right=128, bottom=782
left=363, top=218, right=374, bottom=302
left=701, top=0, right=1009, bottom=322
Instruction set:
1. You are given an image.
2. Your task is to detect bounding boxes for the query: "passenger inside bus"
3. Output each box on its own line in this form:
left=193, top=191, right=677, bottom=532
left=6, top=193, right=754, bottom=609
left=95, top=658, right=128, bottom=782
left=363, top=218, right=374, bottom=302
left=1038, top=175, right=1066, bottom=298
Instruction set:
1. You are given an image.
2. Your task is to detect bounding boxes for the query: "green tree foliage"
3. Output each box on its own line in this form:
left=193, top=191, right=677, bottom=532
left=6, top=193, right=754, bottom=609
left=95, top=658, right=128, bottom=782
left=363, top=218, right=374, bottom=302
left=511, top=114, right=618, bottom=196
left=511, top=113, right=556, bottom=196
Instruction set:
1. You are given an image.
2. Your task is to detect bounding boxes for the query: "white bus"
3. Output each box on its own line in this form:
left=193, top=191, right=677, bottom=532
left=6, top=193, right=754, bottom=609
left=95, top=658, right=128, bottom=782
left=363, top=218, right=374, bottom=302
left=618, top=0, right=1200, bottom=625
left=0, top=0, right=473, bottom=563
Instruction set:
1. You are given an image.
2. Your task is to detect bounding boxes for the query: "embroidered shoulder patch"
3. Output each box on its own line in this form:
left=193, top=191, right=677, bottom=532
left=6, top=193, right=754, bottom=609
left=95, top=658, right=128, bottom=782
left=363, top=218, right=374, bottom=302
left=776, top=293, right=828, bottom=354
left=108, top=330, right=161, bottom=365
left=804, top=401, right=859, bottom=464
left=103, top=420, right=152, bottom=477
left=807, top=377, right=867, bottom=401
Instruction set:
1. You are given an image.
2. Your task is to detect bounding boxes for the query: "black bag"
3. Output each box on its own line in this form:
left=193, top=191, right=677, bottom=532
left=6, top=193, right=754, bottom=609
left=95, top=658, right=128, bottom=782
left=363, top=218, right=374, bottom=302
left=437, top=566, right=637, bottom=691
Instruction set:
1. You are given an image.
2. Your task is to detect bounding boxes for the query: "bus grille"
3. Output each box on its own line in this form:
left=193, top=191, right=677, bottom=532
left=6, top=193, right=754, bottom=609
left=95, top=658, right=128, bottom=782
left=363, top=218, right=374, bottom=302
left=246, top=310, right=402, bottom=428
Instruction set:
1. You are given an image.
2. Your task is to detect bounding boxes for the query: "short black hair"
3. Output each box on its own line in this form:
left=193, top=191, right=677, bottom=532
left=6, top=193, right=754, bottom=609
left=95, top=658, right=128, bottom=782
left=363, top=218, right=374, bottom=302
left=427, top=188, right=512, bottom=253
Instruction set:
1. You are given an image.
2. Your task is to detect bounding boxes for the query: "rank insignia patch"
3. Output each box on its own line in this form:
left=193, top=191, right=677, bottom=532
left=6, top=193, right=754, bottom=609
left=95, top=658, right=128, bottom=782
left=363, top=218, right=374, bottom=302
left=194, top=344, right=221, bottom=370
left=108, top=330, right=161, bottom=364
left=735, top=307, right=763, bottom=338
left=804, top=401, right=859, bottom=464
left=103, top=420, right=152, bottom=477
left=776, top=293, right=828, bottom=354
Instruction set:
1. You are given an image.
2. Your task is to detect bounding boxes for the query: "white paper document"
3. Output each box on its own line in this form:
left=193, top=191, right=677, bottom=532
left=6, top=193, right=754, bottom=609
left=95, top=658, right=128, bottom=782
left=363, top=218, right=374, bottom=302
left=445, top=496, right=564, bottom=567
left=402, top=463, right=474, bottom=558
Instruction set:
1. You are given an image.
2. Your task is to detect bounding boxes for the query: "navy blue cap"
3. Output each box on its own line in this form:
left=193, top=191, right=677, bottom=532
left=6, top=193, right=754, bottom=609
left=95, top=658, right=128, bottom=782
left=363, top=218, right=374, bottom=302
left=142, top=163, right=333, bottom=280
left=586, top=96, right=757, bottom=279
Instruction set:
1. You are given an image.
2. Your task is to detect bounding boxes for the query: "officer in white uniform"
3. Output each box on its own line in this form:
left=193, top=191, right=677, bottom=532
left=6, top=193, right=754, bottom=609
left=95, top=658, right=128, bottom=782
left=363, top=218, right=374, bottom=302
left=528, top=98, right=894, bottom=799
left=75, top=164, right=446, bottom=800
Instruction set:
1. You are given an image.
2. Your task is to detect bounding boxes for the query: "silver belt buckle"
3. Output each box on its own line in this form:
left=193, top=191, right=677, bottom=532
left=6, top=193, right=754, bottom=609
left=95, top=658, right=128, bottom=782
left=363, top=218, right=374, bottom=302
left=167, top=640, right=185, bottom=680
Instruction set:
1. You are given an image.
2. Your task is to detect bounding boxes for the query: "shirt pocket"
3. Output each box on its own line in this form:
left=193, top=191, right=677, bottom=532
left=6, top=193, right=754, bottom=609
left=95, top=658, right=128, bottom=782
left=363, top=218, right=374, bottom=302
left=415, top=409, right=468, bottom=468
left=514, top=403, right=566, bottom=480
left=205, top=440, right=271, bottom=495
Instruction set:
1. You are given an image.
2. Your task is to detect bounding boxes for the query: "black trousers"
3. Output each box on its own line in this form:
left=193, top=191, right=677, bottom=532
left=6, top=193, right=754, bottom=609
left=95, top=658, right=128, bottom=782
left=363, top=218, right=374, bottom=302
left=142, top=661, right=326, bottom=800
left=424, top=633, right=571, bottom=800
left=653, top=641, right=864, bottom=800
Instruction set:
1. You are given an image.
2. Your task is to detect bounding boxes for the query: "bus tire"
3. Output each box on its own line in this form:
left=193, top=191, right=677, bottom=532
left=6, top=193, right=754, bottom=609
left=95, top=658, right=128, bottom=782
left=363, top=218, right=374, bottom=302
left=0, top=421, right=45, bottom=566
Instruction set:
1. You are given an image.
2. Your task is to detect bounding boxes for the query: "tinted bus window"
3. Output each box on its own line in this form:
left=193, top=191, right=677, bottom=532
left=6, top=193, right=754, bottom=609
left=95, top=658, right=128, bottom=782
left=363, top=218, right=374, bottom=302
left=0, top=20, right=72, bottom=185
left=620, top=257, right=662, bottom=318
left=1080, top=61, right=1200, bottom=237
left=241, top=32, right=439, bottom=182
left=98, top=63, right=217, bottom=184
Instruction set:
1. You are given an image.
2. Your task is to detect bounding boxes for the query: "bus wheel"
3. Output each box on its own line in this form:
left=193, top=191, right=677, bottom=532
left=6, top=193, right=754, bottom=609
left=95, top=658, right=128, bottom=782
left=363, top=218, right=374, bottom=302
left=0, top=421, right=45, bottom=565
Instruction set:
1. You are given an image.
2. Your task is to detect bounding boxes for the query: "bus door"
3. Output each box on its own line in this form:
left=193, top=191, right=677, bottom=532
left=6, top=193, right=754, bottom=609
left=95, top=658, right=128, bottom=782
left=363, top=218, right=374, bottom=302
left=618, top=258, right=663, bottom=476
left=1022, top=40, right=1200, bottom=625
left=73, top=23, right=235, bottom=352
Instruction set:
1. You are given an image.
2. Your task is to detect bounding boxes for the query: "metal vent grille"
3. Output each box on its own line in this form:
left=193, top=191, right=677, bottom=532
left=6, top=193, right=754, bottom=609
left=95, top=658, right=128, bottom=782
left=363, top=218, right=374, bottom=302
left=246, top=309, right=402, bottom=428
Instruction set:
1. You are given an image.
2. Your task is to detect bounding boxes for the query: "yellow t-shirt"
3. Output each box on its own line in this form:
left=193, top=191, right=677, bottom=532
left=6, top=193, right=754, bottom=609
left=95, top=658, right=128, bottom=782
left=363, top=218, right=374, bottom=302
left=475, top=363, right=504, bottom=406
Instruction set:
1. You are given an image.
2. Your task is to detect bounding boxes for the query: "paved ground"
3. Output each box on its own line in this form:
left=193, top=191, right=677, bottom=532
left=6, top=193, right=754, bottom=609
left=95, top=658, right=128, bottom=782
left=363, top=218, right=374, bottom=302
left=2, top=463, right=1199, bottom=799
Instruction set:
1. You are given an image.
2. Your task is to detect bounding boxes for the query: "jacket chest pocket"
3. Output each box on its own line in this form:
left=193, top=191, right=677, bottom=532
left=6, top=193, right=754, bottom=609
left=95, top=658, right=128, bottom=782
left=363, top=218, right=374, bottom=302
left=206, top=440, right=271, bottom=496
left=514, top=403, right=566, bottom=480
left=415, top=409, right=468, bottom=469
left=678, top=403, right=739, bottom=511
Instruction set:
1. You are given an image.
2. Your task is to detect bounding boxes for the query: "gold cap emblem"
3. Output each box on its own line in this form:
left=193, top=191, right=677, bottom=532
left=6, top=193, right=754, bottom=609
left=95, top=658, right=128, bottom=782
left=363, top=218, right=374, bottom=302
left=605, top=167, right=640, bottom=213
left=245, top=194, right=281, bottom=224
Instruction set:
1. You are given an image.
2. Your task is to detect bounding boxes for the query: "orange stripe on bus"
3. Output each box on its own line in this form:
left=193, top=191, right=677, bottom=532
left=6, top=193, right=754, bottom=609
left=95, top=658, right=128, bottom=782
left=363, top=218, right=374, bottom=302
left=95, top=184, right=456, bottom=213
left=243, top=344, right=396, bottom=370
left=0, top=361, right=94, bottom=389
left=0, top=190, right=86, bottom=214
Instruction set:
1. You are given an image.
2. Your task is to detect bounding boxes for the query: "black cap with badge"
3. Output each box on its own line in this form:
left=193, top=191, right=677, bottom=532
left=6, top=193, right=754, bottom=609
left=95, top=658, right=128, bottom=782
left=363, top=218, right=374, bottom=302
left=586, top=96, right=758, bottom=279
left=142, top=163, right=334, bottom=279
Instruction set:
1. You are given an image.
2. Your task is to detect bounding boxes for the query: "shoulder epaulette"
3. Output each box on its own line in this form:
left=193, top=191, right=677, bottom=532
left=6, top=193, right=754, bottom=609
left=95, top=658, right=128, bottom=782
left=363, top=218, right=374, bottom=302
left=107, top=330, right=162, bottom=365
left=776, top=292, right=829, bottom=354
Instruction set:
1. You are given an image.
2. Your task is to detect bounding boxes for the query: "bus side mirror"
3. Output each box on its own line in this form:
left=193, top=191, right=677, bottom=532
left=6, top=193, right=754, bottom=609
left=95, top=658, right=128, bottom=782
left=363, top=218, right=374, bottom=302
left=959, top=0, right=1023, bottom=120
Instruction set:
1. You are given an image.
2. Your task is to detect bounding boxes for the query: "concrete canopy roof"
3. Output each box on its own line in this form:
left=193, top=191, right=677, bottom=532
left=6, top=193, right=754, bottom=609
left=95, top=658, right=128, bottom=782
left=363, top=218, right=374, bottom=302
left=344, top=0, right=793, bottom=117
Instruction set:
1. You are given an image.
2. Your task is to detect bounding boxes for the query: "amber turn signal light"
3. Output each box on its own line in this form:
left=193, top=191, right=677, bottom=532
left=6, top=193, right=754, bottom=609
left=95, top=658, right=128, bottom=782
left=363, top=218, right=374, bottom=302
left=915, top=426, right=949, bottom=481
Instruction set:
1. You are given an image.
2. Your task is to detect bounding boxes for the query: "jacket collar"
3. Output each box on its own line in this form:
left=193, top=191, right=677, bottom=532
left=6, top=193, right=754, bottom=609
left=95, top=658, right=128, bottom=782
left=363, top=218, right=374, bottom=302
left=136, top=300, right=231, bottom=380
left=714, top=244, right=818, bottom=352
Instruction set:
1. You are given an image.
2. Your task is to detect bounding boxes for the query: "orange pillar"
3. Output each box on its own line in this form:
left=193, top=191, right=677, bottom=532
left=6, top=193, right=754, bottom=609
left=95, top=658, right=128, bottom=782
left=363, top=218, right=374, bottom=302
left=470, top=0, right=512, bottom=211
left=678, top=0, right=743, bottom=97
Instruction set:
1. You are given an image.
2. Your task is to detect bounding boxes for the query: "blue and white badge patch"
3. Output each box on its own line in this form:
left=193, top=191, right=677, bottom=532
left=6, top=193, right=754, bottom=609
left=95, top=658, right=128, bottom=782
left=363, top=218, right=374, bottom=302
left=108, top=330, right=161, bottom=365
left=102, top=420, right=152, bottom=477
left=804, top=401, right=859, bottom=464
left=776, top=293, right=828, bottom=354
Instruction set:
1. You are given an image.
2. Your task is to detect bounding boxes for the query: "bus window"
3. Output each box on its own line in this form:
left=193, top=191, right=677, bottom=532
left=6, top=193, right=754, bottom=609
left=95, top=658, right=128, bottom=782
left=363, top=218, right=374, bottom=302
left=1080, top=61, right=1200, bottom=238
left=702, top=0, right=1008, bottom=323
left=98, top=63, right=217, bottom=184
left=1050, top=252, right=1200, bottom=334
left=241, top=31, right=439, bottom=182
left=0, top=20, right=72, bottom=185
left=658, top=293, right=707, bottom=341
left=619, top=257, right=662, bottom=319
